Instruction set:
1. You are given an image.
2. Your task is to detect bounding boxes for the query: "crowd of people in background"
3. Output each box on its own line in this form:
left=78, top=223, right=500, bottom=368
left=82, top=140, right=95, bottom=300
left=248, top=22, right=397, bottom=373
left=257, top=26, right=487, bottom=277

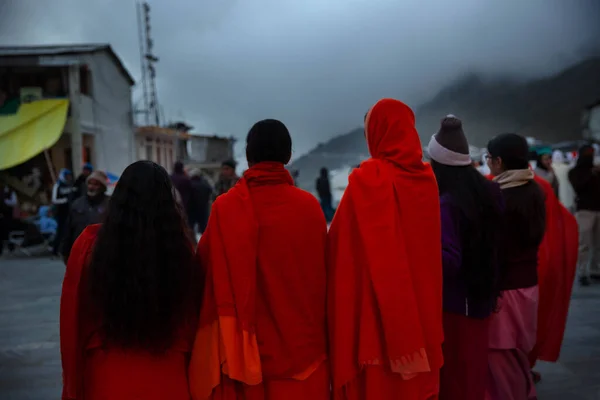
left=0, top=95, right=595, bottom=399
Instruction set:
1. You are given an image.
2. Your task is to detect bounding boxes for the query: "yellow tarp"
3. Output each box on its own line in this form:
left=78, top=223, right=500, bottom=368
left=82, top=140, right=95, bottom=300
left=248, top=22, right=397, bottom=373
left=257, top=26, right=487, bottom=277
left=0, top=99, right=69, bottom=170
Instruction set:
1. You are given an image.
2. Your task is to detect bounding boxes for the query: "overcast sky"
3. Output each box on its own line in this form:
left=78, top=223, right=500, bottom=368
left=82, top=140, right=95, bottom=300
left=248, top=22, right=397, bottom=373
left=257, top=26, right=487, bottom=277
left=1, top=0, right=599, bottom=159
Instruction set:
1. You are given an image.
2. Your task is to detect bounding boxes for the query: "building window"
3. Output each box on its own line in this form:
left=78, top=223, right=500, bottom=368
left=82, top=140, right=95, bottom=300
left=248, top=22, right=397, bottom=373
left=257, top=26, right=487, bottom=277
left=157, top=142, right=162, bottom=165
left=146, top=144, right=153, bottom=161
left=80, top=66, right=92, bottom=96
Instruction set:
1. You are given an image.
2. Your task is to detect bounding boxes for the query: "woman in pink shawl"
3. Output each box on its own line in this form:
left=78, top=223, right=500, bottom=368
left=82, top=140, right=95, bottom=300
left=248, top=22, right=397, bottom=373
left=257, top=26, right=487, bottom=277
left=485, top=134, right=546, bottom=400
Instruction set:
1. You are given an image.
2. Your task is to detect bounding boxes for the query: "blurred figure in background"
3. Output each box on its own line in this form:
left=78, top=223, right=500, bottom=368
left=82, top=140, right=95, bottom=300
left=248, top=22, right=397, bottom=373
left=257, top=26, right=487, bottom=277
left=60, top=161, right=200, bottom=400
left=485, top=133, right=546, bottom=400
left=328, top=99, right=443, bottom=400
left=62, top=171, right=110, bottom=263
left=189, top=119, right=329, bottom=400
left=534, top=148, right=559, bottom=197
left=188, top=168, right=213, bottom=235
left=73, top=163, right=94, bottom=199
left=569, top=145, right=600, bottom=284
left=427, top=116, right=504, bottom=400
left=0, top=184, right=19, bottom=256
left=51, top=168, right=74, bottom=257
left=214, top=159, right=239, bottom=199
left=171, top=161, right=192, bottom=220
left=316, top=167, right=334, bottom=222
left=552, top=150, right=575, bottom=211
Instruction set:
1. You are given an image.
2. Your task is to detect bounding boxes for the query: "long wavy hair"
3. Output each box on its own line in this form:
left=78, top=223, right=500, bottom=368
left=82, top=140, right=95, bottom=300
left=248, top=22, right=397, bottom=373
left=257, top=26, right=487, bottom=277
left=87, top=161, right=199, bottom=352
left=431, top=161, right=503, bottom=305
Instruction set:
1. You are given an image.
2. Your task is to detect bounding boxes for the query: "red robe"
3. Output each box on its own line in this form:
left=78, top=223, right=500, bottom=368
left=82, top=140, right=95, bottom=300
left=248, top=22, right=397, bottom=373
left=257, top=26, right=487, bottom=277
left=60, top=225, right=196, bottom=400
left=328, top=98, right=444, bottom=400
left=188, top=162, right=330, bottom=400
left=530, top=176, right=579, bottom=364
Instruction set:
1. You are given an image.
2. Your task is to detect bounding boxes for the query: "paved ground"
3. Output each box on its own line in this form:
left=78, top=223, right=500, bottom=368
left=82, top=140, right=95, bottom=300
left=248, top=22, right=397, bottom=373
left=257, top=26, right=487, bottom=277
left=1, top=252, right=600, bottom=399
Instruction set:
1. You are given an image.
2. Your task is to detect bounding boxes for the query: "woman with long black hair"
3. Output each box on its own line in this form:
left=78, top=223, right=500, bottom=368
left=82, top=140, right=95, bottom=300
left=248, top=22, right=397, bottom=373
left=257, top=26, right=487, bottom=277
left=60, top=160, right=200, bottom=400
left=427, top=116, right=504, bottom=400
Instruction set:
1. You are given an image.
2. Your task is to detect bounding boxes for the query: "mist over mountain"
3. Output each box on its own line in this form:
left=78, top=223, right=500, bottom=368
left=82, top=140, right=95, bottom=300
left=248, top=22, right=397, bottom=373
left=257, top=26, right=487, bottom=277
left=290, top=56, right=600, bottom=189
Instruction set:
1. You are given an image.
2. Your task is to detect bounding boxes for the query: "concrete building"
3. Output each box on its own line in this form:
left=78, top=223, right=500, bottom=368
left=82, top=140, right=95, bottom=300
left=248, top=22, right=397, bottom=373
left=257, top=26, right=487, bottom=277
left=135, top=125, right=189, bottom=172
left=0, top=44, right=135, bottom=182
left=185, top=134, right=236, bottom=182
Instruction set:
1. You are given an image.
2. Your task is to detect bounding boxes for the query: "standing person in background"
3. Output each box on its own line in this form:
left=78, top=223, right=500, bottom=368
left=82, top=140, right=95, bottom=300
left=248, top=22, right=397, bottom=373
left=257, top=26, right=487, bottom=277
left=171, top=161, right=193, bottom=220
left=315, top=168, right=334, bottom=222
left=534, top=148, right=559, bottom=197
left=552, top=150, right=575, bottom=211
left=569, top=145, right=600, bottom=285
left=188, top=168, right=213, bottom=235
left=60, top=161, right=200, bottom=400
left=485, top=133, right=546, bottom=400
left=427, top=116, right=504, bottom=400
left=189, top=119, right=329, bottom=400
left=0, top=184, right=19, bottom=256
left=214, top=159, right=239, bottom=199
left=62, top=171, right=110, bottom=263
left=72, top=163, right=94, bottom=199
left=328, top=99, right=443, bottom=400
left=52, top=168, right=74, bottom=257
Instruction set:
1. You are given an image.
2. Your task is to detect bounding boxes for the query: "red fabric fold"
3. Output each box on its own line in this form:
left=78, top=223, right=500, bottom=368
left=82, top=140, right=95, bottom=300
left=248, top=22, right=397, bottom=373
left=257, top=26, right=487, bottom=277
left=530, top=176, right=578, bottom=364
left=328, top=99, right=444, bottom=398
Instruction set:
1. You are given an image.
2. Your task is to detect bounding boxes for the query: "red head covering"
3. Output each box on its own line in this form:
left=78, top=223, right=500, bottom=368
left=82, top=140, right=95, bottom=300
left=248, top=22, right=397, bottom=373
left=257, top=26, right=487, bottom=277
left=328, top=99, right=443, bottom=394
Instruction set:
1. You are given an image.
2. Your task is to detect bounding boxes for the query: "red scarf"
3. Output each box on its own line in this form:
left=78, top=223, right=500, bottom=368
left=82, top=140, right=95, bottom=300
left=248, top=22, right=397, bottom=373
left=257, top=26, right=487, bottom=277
left=328, top=99, right=444, bottom=392
left=530, top=175, right=578, bottom=364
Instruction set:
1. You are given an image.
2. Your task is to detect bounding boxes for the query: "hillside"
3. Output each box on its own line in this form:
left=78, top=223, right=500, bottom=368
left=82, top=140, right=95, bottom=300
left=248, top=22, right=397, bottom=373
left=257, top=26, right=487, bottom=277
left=291, top=57, right=600, bottom=189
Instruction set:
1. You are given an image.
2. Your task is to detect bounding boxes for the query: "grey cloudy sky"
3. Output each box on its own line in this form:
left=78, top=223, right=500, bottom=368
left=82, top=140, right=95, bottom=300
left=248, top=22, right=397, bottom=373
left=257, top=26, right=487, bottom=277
left=1, top=0, right=599, bottom=159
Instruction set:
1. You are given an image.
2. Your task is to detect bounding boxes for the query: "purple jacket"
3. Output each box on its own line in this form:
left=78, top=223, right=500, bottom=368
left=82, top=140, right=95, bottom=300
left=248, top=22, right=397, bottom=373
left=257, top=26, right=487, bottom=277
left=440, top=181, right=504, bottom=319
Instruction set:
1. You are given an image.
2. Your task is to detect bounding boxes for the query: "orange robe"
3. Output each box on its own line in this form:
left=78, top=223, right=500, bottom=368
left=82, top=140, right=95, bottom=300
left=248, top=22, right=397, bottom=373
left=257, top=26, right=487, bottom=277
left=60, top=224, right=196, bottom=400
left=188, top=162, right=330, bottom=400
left=328, top=99, right=444, bottom=400
left=530, top=176, right=579, bottom=364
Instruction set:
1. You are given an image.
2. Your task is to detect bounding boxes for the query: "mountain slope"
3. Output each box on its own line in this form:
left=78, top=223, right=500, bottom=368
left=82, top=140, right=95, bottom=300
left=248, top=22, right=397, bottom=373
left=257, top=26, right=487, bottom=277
left=291, top=57, right=600, bottom=189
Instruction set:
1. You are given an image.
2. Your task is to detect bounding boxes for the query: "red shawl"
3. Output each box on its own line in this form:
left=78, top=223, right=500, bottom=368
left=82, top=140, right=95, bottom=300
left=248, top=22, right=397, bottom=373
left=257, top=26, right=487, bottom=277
left=60, top=224, right=101, bottom=400
left=327, top=99, right=444, bottom=393
left=189, top=162, right=328, bottom=399
left=531, top=175, right=578, bottom=363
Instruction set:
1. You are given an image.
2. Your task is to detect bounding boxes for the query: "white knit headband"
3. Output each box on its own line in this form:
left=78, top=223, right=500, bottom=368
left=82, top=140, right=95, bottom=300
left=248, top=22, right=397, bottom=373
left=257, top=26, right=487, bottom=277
left=427, top=135, right=472, bottom=166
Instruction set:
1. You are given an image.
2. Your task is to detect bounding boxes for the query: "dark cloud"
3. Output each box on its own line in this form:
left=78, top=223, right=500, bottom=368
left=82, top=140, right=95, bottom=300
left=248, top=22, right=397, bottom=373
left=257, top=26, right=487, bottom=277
left=1, top=0, right=599, bottom=161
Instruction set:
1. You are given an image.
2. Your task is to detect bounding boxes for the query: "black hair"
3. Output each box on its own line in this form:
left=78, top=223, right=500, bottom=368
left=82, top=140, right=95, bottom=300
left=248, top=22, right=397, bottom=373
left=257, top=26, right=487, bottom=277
left=535, top=152, right=551, bottom=171
left=87, top=161, right=199, bottom=353
left=487, top=133, right=530, bottom=170
left=173, top=161, right=184, bottom=174
left=320, top=167, right=328, bottom=177
left=431, top=161, right=503, bottom=306
left=576, top=144, right=595, bottom=168
left=246, top=119, right=292, bottom=165
left=222, top=159, right=237, bottom=169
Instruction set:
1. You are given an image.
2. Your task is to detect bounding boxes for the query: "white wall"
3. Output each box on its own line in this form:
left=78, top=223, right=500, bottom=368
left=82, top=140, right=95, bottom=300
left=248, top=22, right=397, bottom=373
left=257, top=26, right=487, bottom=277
left=81, top=51, right=134, bottom=177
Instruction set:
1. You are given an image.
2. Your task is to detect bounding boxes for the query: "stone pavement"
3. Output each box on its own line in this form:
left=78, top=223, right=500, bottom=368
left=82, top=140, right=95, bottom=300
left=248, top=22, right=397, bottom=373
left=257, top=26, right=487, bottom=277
left=1, top=253, right=599, bottom=399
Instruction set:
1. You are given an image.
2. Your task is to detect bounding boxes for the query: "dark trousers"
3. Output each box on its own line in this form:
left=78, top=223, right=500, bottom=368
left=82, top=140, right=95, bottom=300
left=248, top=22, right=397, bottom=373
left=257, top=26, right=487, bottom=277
left=52, top=213, right=68, bottom=255
left=188, top=209, right=209, bottom=235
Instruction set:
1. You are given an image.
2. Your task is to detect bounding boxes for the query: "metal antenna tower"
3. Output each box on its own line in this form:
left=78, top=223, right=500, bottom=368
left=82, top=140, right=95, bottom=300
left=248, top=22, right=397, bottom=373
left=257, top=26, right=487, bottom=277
left=136, top=2, right=160, bottom=126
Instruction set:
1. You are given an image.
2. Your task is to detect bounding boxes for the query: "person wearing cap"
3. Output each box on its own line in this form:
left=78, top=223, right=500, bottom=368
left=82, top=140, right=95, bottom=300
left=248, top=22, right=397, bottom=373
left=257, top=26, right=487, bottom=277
left=427, top=116, right=504, bottom=400
left=62, top=170, right=110, bottom=263
left=73, top=162, right=94, bottom=199
left=214, top=159, right=239, bottom=199
left=569, top=145, right=600, bottom=285
left=485, top=133, right=546, bottom=400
